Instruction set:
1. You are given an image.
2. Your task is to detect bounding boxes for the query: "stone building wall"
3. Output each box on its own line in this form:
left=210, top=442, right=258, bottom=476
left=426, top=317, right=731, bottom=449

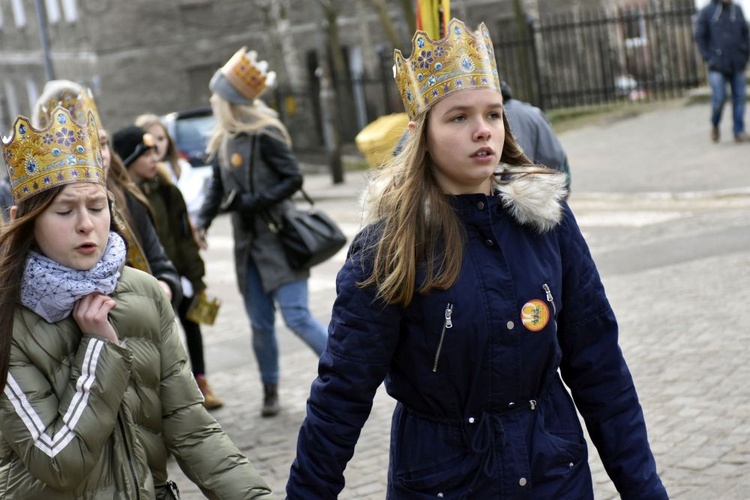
left=0, top=0, right=615, bottom=139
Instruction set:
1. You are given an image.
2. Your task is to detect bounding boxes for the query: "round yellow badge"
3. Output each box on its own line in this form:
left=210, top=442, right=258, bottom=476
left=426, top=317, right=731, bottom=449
left=520, top=299, right=550, bottom=332
left=230, top=152, right=243, bottom=167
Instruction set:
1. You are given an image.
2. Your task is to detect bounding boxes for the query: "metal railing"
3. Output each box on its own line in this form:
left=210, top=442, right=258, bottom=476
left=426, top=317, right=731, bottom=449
left=273, top=0, right=706, bottom=149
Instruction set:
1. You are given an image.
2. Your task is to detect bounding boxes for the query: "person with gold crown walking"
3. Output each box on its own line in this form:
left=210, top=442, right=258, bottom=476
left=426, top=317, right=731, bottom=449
left=196, top=47, right=329, bottom=418
left=286, top=14, right=668, bottom=499
left=0, top=107, right=274, bottom=497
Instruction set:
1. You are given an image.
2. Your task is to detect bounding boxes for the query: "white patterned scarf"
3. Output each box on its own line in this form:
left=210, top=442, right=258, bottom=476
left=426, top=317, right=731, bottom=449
left=21, top=232, right=127, bottom=323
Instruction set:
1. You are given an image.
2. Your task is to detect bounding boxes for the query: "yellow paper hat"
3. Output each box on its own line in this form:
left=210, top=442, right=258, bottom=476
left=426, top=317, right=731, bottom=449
left=394, top=18, right=501, bottom=120
left=35, top=83, right=102, bottom=131
left=2, top=106, right=104, bottom=205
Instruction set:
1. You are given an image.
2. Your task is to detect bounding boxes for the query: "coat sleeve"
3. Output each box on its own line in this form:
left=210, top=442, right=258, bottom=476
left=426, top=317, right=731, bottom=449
left=127, top=193, right=183, bottom=307
left=196, top=157, right=224, bottom=231
left=0, top=325, right=133, bottom=491
left=167, top=184, right=206, bottom=292
left=154, top=289, right=274, bottom=499
left=555, top=205, right=668, bottom=500
left=286, top=230, right=401, bottom=499
left=693, top=7, right=711, bottom=62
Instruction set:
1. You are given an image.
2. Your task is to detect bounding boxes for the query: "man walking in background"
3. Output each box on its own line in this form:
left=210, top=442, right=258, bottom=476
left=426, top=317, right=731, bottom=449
left=500, top=81, right=572, bottom=196
left=694, top=0, right=750, bottom=143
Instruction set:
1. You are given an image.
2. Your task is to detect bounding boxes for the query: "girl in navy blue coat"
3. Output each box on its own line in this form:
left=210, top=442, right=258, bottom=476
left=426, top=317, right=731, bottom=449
left=287, top=18, right=668, bottom=499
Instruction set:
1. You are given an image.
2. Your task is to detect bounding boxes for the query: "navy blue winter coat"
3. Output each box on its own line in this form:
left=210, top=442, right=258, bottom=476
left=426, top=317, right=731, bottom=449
left=694, top=0, right=750, bottom=75
left=287, top=182, right=667, bottom=499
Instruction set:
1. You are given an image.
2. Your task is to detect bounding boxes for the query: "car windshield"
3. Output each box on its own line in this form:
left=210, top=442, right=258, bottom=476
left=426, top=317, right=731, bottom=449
left=174, top=114, right=215, bottom=167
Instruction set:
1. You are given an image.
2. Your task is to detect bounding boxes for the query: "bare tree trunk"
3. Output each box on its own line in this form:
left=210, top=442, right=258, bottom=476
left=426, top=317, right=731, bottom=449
left=399, top=0, right=416, bottom=34
left=256, top=0, right=305, bottom=88
left=362, top=0, right=402, bottom=49
left=313, top=0, right=345, bottom=184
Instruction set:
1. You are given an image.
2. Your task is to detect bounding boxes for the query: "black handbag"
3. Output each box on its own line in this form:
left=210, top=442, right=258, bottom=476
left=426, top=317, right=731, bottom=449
left=265, top=188, right=347, bottom=270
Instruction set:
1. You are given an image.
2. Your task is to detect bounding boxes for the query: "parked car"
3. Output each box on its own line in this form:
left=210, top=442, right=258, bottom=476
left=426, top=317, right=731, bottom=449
left=161, top=107, right=215, bottom=167
left=160, top=107, right=216, bottom=222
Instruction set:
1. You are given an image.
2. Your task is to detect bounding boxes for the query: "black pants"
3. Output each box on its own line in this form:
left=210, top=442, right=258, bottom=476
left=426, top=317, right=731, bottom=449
left=177, top=297, right=205, bottom=376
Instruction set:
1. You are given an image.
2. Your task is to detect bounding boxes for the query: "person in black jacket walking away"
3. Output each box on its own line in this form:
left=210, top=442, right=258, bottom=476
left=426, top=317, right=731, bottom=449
left=195, top=48, right=328, bottom=417
left=113, top=125, right=224, bottom=410
left=694, top=0, right=750, bottom=143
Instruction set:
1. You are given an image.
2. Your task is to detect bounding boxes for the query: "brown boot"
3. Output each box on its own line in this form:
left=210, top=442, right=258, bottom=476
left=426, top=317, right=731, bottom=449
left=261, top=384, right=280, bottom=417
left=712, top=126, right=720, bottom=143
left=195, top=375, right=223, bottom=410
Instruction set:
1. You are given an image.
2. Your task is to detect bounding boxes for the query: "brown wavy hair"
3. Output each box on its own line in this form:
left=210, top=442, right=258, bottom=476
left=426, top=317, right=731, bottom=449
left=360, top=109, right=546, bottom=306
left=0, top=185, right=119, bottom=389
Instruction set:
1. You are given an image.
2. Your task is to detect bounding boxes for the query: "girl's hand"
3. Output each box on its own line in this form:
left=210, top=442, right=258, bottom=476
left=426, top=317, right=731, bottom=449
left=157, top=280, right=173, bottom=300
left=73, top=293, right=119, bottom=345
left=194, top=228, right=208, bottom=250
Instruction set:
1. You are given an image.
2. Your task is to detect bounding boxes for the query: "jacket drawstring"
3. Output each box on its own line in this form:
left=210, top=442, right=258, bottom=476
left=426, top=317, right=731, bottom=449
left=462, top=411, right=506, bottom=490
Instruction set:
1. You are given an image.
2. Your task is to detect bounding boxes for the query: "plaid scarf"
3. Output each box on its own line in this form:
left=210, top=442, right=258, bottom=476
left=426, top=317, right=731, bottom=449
left=20, top=232, right=126, bottom=323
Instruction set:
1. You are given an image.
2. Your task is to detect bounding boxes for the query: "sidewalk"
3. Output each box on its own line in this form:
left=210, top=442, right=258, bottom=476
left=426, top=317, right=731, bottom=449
left=169, top=100, right=750, bottom=499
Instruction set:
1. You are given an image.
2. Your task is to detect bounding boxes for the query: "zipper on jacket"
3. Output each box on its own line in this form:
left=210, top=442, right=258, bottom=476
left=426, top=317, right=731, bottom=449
left=118, top=414, right=141, bottom=500
left=432, top=303, right=453, bottom=372
left=542, top=283, right=557, bottom=316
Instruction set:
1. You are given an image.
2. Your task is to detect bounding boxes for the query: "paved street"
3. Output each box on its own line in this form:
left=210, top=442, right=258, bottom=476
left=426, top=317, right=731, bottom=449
left=168, top=100, right=750, bottom=499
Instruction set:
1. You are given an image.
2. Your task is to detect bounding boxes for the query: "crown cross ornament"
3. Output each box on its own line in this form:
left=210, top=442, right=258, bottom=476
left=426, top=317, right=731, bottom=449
left=394, top=18, right=501, bottom=120
left=2, top=106, right=104, bottom=205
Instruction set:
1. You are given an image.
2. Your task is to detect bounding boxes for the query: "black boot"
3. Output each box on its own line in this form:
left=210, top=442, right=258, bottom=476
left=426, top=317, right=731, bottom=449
left=262, top=384, right=280, bottom=417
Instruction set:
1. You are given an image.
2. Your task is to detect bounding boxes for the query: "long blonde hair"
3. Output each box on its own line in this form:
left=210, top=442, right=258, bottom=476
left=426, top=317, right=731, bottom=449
left=207, top=95, right=291, bottom=163
left=361, top=110, right=549, bottom=306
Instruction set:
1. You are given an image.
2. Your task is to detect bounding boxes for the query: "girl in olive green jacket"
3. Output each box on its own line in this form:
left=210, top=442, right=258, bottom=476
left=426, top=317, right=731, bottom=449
left=0, top=108, right=274, bottom=499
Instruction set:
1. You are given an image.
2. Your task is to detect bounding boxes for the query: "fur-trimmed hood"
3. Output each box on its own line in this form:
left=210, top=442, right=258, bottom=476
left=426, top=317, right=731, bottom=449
left=361, top=167, right=568, bottom=233
left=494, top=167, right=568, bottom=233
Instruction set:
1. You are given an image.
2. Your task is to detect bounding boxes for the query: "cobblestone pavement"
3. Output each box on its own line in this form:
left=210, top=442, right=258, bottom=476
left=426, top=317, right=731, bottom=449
left=168, top=102, right=750, bottom=499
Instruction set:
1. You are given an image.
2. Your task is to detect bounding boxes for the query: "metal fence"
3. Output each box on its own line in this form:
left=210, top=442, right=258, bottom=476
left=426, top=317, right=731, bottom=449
left=275, top=0, right=706, bottom=150
left=495, top=0, right=703, bottom=109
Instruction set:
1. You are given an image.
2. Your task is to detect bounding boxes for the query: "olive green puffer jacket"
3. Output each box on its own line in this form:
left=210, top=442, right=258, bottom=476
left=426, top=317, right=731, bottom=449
left=0, top=266, right=274, bottom=499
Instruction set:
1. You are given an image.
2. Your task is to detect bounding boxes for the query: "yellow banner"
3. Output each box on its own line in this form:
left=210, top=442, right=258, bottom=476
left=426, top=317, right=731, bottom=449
left=416, top=0, right=450, bottom=39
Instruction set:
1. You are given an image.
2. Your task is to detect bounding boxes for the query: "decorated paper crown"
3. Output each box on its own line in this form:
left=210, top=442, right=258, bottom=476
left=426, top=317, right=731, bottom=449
left=36, top=85, right=102, bottom=131
left=218, top=47, right=277, bottom=102
left=394, top=18, right=501, bottom=120
left=1, top=106, right=104, bottom=205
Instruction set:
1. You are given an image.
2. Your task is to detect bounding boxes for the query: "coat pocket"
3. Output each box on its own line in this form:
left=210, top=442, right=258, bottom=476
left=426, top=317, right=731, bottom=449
left=393, top=452, right=476, bottom=499
left=530, top=396, right=592, bottom=498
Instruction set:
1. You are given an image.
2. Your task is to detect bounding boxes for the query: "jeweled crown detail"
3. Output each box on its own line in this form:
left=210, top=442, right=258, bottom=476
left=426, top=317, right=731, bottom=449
left=37, top=86, right=102, bottom=131
left=2, top=106, right=104, bottom=205
left=394, top=18, right=501, bottom=119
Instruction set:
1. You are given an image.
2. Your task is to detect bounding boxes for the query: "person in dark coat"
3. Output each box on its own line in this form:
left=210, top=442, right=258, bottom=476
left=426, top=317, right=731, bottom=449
left=501, top=80, right=572, bottom=195
left=286, top=18, right=668, bottom=499
left=694, top=0, right=750, bottom=142
left=196, top=47, right=328, bottom=417
left=113, top=125, right=223, bottom=410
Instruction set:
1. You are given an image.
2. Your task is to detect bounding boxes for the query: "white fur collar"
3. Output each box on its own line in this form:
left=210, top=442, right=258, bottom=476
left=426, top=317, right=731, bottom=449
left=360, top=168, right=568, bottom=233
left=494, top=167, right=567, bottom=233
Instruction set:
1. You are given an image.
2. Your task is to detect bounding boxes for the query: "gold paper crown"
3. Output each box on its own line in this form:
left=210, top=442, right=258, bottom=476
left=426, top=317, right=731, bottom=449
left=394, top=18, right=501, bottom=119
left=2, top=106, right=104, bottom=205
left=221, top=47, right=277, bottom=101
left=37, top=85, right=102, bottom=131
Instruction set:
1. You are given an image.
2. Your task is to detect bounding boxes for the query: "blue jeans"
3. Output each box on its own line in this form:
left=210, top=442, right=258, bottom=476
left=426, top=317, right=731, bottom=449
left=244, top=259, right=328, bottom=385
left=708, top=70, right=746, bottom=136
